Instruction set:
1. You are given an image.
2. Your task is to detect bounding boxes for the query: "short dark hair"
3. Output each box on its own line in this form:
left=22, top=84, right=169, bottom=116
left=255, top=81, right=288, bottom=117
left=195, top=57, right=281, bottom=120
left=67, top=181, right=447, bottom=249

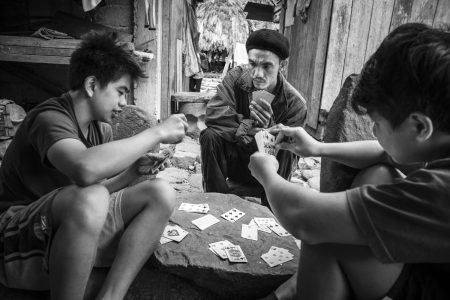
left=68, top=31, right=146, bottom=90
left=352, top=23, right=450, bottom=132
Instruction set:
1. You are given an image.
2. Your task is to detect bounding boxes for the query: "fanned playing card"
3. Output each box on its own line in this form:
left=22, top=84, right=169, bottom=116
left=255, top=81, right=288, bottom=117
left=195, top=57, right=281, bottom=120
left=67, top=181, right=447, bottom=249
left=254, top=130, right=278, bottom=156
left=162, top=225, right=189, bottom=242
left=261, top=246, right=294, bottom=267
left=253, top=217, right=277, bottom=233
left=268, top=223, right=291, bottom=237
left=209, top=240, right=234, bottom=260
left=221, top=208, right=245, bottom=223
left=252, top=90, right=275, bottom=105
left=191, top=214, right=220, bottom=230
left=224, top=245, right=248, bottom=263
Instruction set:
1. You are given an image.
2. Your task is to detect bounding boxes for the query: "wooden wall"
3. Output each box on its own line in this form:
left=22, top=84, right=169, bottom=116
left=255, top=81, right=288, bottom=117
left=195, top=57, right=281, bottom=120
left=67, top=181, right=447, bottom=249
left=158, top=0, right=188, bottom=119
left=284, top=0, right=450, bottom=133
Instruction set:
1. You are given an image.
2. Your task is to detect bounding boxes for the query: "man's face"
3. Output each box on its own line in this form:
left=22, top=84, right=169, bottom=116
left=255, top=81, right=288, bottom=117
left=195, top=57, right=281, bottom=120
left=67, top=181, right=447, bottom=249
left=248, top=49, right=281, bottom=92
left=91, top=74, right=130, bottom=123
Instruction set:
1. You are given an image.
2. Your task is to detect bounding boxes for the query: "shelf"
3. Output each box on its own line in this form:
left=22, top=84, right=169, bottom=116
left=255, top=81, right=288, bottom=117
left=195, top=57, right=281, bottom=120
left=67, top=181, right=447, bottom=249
left=0, top=35, right=135, bottom=65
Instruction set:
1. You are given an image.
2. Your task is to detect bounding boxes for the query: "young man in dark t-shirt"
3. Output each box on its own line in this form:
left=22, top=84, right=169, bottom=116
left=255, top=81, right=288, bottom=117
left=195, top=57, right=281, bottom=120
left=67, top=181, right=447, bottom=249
left=250, top=24, right=450, bottom=299
left=0, top=32, right=188, bottom=299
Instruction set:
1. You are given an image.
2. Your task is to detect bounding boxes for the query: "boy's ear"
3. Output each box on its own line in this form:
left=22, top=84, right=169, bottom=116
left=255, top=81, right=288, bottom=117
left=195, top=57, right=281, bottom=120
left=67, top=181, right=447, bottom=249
left=83, top=76, right=97, bottom=98
left=280, top=59, right=287, bottom=69
left=410, top=112, right=433, bottom=142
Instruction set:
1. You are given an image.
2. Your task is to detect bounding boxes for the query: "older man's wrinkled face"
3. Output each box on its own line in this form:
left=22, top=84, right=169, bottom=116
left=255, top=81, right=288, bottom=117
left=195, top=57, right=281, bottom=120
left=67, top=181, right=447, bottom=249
left=248, top=49, right=281, bottom=92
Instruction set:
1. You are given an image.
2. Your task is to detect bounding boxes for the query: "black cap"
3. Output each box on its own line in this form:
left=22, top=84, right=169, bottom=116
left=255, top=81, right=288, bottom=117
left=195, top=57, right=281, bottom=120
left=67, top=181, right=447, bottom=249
left=245, top=29, right=290, bottom=60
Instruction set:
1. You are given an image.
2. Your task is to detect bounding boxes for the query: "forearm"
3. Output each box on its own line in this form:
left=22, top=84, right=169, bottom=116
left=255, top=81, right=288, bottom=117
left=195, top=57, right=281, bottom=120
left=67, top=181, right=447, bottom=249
left=75, top=128, right=162, bottom=185
left=101, top=167, right=137, bottom=193
left=318, top=140, right=386, bottom=169
left=261, top=172, right=364, bottom=245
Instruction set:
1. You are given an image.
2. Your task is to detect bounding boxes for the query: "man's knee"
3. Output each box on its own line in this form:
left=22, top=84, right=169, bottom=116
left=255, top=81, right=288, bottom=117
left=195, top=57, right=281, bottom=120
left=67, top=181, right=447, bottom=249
left=351, top=164, right=400, bottom=188
left=53, top=185, right=110, bottom=233
left=139, top=179, right=176, bottom=215
left=200, top=128, right=222, bottom=148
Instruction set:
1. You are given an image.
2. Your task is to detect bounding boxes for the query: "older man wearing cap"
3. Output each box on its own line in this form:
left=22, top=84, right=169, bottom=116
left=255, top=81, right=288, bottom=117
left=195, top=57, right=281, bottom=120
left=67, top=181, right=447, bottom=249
left=200, top=29, right=307, bottom=206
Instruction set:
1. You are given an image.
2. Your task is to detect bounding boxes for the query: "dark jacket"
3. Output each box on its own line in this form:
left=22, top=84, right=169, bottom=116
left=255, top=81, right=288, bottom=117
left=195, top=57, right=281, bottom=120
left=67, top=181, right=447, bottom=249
left=205, top=65, right=307, bottom=147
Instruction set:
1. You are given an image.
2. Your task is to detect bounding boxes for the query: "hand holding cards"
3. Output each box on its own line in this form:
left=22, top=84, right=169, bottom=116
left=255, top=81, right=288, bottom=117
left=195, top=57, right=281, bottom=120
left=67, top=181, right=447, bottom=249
left=251, top=90, right=274, bottom=128
left=255, top=130, right=278, bottom=156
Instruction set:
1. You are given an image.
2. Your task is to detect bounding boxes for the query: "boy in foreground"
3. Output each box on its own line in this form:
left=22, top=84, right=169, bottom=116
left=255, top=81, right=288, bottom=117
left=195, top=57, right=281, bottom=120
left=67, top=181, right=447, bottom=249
left=250, top=23, right=450, bottom=299
left=0, top=32, right=187, bottom=300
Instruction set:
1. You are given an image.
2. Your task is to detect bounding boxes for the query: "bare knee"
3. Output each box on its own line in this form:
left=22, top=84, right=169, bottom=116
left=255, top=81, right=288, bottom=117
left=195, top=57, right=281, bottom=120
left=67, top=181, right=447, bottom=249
left=351, top=164, right=400, bottom=188
left=139, top=179, right=176, bottom=215
left=53, top=185, right=110, bottom=233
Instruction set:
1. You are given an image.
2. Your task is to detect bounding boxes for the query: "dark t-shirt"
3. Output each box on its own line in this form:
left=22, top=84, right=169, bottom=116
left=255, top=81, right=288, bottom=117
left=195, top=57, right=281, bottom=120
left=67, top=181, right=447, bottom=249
left=0, top=93, right=112, bottom=212
left=347, top=157, right=450, bottom=272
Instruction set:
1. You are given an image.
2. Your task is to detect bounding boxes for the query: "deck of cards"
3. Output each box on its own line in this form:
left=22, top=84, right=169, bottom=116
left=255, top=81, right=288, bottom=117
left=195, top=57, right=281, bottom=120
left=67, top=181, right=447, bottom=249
left=178, top=202, right=210, bottom=214
left=209, top=240, right=248, bottom=263
left=255, top=130, right=278, bottom=156
left=261, top=246, right=294, bottom=267
left=251, top=217, right=291, bottom=237
left=252, top=90, right=275, bottom=105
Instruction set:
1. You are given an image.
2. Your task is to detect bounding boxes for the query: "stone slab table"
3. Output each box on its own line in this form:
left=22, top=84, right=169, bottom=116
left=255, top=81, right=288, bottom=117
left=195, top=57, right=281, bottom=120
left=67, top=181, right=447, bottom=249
left=151, top=192, right=299, bottom=300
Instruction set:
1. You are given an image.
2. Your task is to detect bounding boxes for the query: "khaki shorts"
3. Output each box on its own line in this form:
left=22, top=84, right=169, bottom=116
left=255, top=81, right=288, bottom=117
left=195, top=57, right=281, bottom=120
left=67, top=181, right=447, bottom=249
left=0, top=188, right=124, bottom=290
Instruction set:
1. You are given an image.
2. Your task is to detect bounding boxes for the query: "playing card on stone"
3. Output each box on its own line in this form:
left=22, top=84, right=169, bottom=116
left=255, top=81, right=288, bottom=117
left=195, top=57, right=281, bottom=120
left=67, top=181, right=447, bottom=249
left=268, top=223, right=291, bottom=237
left=192, top=214, right=220, bottom=230
left=224, top=245, right=248, bottom=263
left=241, top=223, right=258, bottom=241
left=221, top=208, right=245, bottom=223
left=253, top=217, right=276, bottom=233
left=209, top=240, right=234, bottom=260
left=159, top=236, right=173, bottom=245
left=162, top=225, right=188, bottom=242
left=261, top=246, right=294, bottom=267
left=178, top=202, right=209, bottom=214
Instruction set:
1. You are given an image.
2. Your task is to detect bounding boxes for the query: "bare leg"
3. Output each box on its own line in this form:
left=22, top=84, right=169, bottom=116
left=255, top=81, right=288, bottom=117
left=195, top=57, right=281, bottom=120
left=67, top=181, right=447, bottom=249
left=95, top=179, right=176, bottom=300
left=298, top=243, right=403, bottom=300
left=296, top=164, right=404, bottom=300
left=50, top=185, right=110, bottom=300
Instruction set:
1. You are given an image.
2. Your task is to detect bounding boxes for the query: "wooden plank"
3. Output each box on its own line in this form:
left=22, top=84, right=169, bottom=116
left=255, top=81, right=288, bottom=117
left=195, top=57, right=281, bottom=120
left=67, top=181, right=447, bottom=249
left=287, top=0, right=332, bottom=129
left=320, top=0, right=353, bottom=112
left=0, top=45, right=74, bottom=57
left=432, top=0, right=450, bottom=29
left=160, top=0, right=171, bottom=119
left=390, top=0, right=414, bottom=31
left=0, top=54, right=70, bottom=65
left=364, top=0, right=395, bottom=62
left=410, top=0, right=439, bottom=26
left=176, top=38, right=183, bottom=92
left=0, top=35, right=81, bottom=49
left=167, top=0, right=184, bottom=116
left=285, top=0, right=296, bottom=27
left=133, top=0, right=160, bottom=117
left=342, top=0, right=374, bottom=81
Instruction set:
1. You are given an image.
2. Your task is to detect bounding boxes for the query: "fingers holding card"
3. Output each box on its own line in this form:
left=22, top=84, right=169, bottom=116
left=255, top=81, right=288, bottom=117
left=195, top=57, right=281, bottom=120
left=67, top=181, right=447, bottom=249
left=255, top=130, right=278, bottom=156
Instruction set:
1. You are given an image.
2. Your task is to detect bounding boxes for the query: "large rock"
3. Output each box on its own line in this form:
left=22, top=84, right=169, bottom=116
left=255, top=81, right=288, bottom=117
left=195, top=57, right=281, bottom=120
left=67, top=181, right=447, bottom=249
left=320, top=75, right=375, bottom=192
left=111, top=105, right=158, bottom=143
left=152, top=192, right=299, bottom=299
